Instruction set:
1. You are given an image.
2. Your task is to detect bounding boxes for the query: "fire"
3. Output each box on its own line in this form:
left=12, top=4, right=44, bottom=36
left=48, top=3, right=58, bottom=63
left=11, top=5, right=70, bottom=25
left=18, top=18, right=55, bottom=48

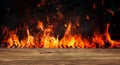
left=1, top=0, right=120, bottom=48
left=37, top=21, right=44, bottom=31
left=1, top=19, right=120, bottom=48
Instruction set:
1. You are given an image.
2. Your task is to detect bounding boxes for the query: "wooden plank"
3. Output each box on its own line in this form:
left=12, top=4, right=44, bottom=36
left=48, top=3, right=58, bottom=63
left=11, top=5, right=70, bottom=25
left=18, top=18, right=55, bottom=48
left=0, top=49, right=120, bottom=65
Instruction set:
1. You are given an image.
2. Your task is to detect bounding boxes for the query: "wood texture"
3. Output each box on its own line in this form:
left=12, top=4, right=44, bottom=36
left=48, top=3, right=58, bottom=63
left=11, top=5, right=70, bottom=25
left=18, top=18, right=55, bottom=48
left=0, top=49, right=120, bottom=65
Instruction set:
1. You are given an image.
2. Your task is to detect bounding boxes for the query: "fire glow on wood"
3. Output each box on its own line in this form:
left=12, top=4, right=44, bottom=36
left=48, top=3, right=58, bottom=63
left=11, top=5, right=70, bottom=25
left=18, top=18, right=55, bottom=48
left=0, top=0, right=120, bottom=48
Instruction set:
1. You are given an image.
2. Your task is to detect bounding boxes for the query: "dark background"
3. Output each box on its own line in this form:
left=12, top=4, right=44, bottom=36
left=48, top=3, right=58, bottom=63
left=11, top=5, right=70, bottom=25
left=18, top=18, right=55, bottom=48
left=0, top=0, right=120, bottom=40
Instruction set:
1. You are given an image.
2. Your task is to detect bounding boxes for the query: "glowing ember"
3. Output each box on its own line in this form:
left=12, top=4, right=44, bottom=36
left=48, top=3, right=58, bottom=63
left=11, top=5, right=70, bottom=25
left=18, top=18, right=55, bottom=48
left=86, top=15, right=90, bottom=20
left=93, top=3, right=96, bottom=9
left=106, top=8, right=115, bottom=16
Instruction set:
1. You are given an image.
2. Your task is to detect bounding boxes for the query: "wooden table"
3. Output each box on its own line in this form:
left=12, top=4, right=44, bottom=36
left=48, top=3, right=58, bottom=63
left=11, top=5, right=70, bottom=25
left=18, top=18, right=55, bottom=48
left=0, top=49, right=120, bottom=65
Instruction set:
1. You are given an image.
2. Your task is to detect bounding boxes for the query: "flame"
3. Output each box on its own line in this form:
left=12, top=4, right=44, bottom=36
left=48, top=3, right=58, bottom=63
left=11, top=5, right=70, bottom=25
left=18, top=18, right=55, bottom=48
left=37, top=21, right=44, bottom=31
left=1, top=20, right=120, bottom=48
left=1, top=0, right=120, bottom=48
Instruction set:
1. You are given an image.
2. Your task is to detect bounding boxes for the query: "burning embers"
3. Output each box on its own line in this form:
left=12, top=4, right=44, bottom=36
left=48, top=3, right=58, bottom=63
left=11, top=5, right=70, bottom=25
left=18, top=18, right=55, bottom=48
left=1, top=20, right=120, bottom=48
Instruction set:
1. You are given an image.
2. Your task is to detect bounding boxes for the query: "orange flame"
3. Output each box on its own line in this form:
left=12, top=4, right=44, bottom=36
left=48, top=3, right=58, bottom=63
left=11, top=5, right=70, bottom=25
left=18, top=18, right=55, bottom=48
left=37, top=21, right=44, bottom=31
left=1, top=20, right=120, bottom=48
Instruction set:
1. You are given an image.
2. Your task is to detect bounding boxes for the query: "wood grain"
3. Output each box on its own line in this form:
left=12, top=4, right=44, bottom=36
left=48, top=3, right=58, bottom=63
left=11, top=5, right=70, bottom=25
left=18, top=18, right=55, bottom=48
left=0, top=49, right=120, bottom=65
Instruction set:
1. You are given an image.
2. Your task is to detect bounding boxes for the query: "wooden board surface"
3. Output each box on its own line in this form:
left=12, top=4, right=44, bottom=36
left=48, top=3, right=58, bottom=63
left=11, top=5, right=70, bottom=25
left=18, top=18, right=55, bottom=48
left=0, top=49, right=120, bottom=65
